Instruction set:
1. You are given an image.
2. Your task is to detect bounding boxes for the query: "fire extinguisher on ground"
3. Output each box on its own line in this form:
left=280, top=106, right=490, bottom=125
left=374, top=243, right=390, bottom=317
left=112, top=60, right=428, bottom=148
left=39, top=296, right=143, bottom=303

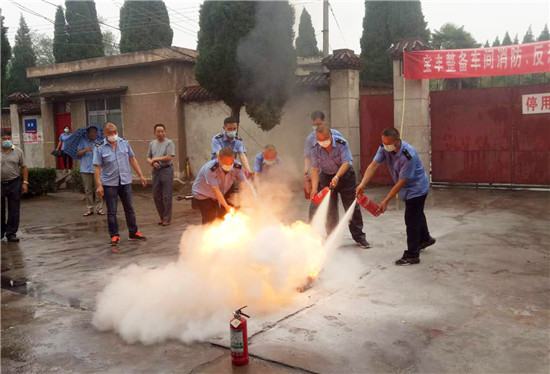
left=230, top=306, right=250, bottom=366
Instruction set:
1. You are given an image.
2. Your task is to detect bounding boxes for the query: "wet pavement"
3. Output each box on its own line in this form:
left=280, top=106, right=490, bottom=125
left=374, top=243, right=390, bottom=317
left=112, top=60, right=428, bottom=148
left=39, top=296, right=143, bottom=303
left=1, top=186, right=549, bottom=373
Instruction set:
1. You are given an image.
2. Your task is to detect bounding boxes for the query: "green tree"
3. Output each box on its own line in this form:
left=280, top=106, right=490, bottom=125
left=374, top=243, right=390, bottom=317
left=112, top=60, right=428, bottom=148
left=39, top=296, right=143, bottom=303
left=522, top=25, right=535, bottom=43
left=7, top=15, right=38, bottom=94
left=537, top=24, right=549, bottom=41
left=483, top=40, right=490, bottom=48
left=501, top=31, right=512, bottom=45
left=102, top=29, right=119, bottom=56
left=53, top=6, right=69, bottom=63
left=1, top=14, right=12, bottom=106
left=65, top=0, right=104, bottom=61
left=512, top=34, right=519, bottom=45
left=119, top=0, right=173, bottom=53
left=295, top=8, right=320, bottom=58
left=431, top=23, right=479, bottom=49
left=492, top=36, right=500, bottom=47
left=237, top=1, right=296, bottom=130
left=32, top=33, right=55, bottom=66
left=360, top=1, right=430, bottom=83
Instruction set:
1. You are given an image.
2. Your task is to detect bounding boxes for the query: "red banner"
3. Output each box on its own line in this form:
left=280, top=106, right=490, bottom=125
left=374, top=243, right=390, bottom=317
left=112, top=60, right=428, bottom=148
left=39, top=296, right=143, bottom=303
left=403, top=41, right=550, bottom=79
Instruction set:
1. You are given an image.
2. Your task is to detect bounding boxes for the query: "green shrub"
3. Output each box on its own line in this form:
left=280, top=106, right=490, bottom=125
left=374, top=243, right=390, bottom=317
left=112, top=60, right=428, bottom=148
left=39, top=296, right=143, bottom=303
left=27, top=168, right=57, bottom=196
left=69, top=169, right=84, bottom=193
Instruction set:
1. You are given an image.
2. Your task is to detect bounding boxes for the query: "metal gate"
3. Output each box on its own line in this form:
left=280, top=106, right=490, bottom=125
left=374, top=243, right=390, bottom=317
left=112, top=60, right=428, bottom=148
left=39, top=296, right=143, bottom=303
left=430, top=84, right=550, bottom=186
left=359, top=93, right=393, bottom=185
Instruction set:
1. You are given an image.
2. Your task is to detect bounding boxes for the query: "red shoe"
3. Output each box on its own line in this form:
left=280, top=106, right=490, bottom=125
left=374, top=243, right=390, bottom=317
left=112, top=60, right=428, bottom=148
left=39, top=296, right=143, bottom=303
left=110, top=235, right=120, bottom=247
left=129, top=232, right=147, bottom=241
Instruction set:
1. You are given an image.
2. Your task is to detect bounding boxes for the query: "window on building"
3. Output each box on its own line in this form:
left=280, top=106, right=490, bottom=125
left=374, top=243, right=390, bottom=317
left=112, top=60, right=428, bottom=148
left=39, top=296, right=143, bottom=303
left=86, top=97, right=123, bottom=136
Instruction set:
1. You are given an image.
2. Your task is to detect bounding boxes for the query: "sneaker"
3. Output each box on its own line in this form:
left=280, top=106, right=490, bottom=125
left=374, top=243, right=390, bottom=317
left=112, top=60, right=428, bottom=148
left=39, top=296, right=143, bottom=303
left=420, top=237, right=436, bottom=251
left=110, top=235, right=120, bottom=246
left=83, top=211, right=94, bottom=216
left=129, top=232, right=147, bottom=241
left=97, top=210, right=106, bottom=216
left=395, top=257, right=420, bottom=266
left=6, top=235, right=20, bottom=243
left=355, top=238, right=372, bottom=249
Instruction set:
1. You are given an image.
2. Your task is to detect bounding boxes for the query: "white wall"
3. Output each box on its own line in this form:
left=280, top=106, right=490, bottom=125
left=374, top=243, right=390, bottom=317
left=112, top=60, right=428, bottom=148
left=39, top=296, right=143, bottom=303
left=184, top=89, right=331, bottom=178
left=20, top=115, right=44, bottom=168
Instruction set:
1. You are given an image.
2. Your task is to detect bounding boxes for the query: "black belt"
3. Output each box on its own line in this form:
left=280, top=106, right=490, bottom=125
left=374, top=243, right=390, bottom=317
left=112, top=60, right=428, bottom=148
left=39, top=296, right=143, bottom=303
left=1, top=177, right=20, bottom=185
left=155, top=164, right=173, bottom=169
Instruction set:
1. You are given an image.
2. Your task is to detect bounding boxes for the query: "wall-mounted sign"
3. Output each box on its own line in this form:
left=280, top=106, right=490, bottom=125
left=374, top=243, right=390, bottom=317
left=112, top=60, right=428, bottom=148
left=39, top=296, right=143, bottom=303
left=24, top=119, right=37, bottom=133
left=522, top=93, right=550, bottom=114
left=23, top=132, right=43, bottom=144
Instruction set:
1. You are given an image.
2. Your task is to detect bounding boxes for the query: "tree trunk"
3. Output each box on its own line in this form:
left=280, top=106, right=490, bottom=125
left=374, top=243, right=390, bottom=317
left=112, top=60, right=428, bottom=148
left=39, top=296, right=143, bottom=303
left=231, top=104, right=242, bottom=123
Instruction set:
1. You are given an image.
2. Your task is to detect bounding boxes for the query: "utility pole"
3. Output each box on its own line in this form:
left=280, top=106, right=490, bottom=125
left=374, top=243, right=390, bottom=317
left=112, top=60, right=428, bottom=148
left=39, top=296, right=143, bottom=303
left=322, top=0, right=329, bottom=57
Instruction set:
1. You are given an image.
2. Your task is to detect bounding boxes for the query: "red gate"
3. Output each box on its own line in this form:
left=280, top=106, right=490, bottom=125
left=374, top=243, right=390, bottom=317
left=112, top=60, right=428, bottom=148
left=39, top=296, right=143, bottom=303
left=431, top=84, right=550, bottom=186
left=359, top=94, right=393, bottom=185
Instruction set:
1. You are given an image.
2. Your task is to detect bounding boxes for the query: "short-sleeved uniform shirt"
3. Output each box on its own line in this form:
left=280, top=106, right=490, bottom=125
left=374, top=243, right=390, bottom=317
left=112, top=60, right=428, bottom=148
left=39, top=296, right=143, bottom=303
left=211, top=132, right=246, bottom=159
left=1, top=146, right=25, bottom=181
left=192, top=159, right=246, bottom=200
left=93, top=137, right=135, bottom=186
left=310, top=136, right=353, bottom=175
left=253, top=152, right=282, bottom=173
left=303, top=128, right=342, bottom=158
left=77, top=137, right=99, bottom=174
left=59, top=133, right=71, bottom=151
left=373, top=140, right=429, bottom=201
left=147, top=139, right=175, bottom=166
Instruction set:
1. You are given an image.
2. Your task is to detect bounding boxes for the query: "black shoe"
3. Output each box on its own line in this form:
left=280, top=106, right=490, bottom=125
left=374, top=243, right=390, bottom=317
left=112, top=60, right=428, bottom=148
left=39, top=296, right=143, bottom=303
left=356, top=239, right=372, bottom=249
left=420, top=237, right=436, bottom=251
left=6, top=235, right=20, bottom=243
left=395, top=257, right=420, bottom=266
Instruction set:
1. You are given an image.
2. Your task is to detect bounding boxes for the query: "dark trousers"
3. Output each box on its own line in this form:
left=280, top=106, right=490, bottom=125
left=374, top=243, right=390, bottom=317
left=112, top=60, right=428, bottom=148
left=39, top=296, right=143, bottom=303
left=104, top=184, right=138, bottom=237
left=1, top=177, right=22, bottom=238
left=62, top=151, right=72, bottom=170
left=311, top=169, right=366, bottom=242
left=152, top=166, right=174, bottom=222
left=192, top=190, right=234, bottom=225
left=404, top=194, right=431, bottom=259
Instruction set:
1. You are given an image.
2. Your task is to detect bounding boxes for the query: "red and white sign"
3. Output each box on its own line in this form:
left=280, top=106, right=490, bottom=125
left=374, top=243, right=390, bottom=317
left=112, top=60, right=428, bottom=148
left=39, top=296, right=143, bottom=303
left=23, top=132, right=43, bottom=144
left=522, top=93, right=550, bottom=114
left=404, top=41, right=550, bottom=79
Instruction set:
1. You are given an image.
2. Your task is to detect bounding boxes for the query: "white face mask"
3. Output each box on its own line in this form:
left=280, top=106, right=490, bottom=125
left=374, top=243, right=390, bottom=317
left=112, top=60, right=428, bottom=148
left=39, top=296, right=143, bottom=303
left=107, top=134, right=118, bottom=143
left=318, top=139, right=331, bottom=148
left=221, top=164, right=234, bottom=172
left=384, top=143, right=396, bottom=152
left=64, top=128, right=69, bottom=133
left=264, top=159, right=276, bottom=166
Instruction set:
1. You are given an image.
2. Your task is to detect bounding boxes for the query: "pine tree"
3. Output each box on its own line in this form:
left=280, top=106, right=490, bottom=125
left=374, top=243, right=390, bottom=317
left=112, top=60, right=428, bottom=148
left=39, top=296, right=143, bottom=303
left=537, top=24, right=549, bottom=41
left=53, top=6, right=68, bottom=63
left=295, top=8, right=320, bottom=58
left=483, top=40, right=490, bottom=48
left=513, top=34, right=519, bottom=45
left=65, top=0, right=104, bottom=61
left=522, top=25, right=535, bottom=43
left=7, top=15, right=38, bottom=94
left=1, top=14, right=12, bottom=106
left=492, top=36, right=500, bottom=47
left=119, top=0, right=173, bottom=53
left=360, top=1, right=429, bottom=83
left=502, top=31, right=512, bottom=45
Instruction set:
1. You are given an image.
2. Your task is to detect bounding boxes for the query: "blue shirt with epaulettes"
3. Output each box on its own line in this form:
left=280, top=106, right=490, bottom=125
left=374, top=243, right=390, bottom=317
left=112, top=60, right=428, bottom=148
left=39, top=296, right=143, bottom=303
left=192, top=159, right=246, bottom=200
left=303, top=128, right=342, bottom=158
left=310, top=135, right=353, bottom=175
left=211, top=132, right=246, bottom=159
left=92, top=137, right=135, bottom=186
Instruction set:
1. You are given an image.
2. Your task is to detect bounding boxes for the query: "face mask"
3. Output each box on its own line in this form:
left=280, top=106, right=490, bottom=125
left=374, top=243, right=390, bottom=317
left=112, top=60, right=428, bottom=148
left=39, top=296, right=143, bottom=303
left=312, top=126, right=317, bottom=131
left=384, top=144, right=396, bottom=152
left=226, top=131, right=237, bottom=138
left=264, top=159, right=276, bottom=166
left=107, top=134, right=118, bottom=143
left=221, top=164, right=234, bottom=172
left=318, top=139, right=331, bottom=148
left=1, top=141, right=13, bottom=148
left=64, top=128, right=69, bottom=133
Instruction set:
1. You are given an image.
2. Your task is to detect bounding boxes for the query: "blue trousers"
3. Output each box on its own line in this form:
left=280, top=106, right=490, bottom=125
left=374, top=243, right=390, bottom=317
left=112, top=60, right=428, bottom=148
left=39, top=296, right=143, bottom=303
left=104, top=184, right=138, bottom=237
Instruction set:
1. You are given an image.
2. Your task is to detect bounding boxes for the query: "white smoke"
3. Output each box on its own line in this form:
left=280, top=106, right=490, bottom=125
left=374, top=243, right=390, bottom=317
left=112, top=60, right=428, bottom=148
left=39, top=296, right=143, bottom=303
left=92, top=181, right=364, bottom=345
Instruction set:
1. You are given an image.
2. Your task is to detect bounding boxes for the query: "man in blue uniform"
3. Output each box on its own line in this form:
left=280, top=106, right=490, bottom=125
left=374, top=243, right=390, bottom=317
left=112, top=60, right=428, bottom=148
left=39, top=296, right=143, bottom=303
left=310, top=124, right=370, bottom=248
left=192, top=147, right=246, bottom=224
left=76, top=126, right=104, bottom=216
left=254, top=145, right=282, bottom=176
left=356, top=127, right=436, bottom=266
left=211, top=117, right=252, bottom=175
left=93, top=122, right=148, bottom=248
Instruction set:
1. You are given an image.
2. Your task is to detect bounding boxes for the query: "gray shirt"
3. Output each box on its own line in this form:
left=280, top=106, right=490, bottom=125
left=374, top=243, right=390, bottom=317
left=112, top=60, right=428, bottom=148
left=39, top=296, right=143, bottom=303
left=147, top=139, right=175, bottom=166
left=1, top=146, right=26, bottom=181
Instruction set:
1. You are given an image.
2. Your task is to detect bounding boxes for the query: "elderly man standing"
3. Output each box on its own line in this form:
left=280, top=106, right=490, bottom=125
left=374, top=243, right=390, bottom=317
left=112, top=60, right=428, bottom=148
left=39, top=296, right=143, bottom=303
left=146, top=124, right=175, bottom=226
left=93, top=122, right=147, bottom=248
left=76, top=126, right=104, bottom=216
left=1, top=130, right=28, bottom=242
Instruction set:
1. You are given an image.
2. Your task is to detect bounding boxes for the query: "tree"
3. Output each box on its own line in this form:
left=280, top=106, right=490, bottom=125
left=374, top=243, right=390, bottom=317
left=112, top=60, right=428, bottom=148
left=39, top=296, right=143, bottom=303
left=492, top=36, right=500, bottom=47
left=501, top=31, right=512, bottom=45
left=53, top=6, right=69, bottom=63
left=483, top=40, right=490, bottom=48
left=522, top=25, right=535, bottom=43
left=295, top=8, right=320, bottom=58
left=102, top=30, right=119, bottom=56
left=431, top=23, right=479, bottom=50
left=32, top=33, right=55, bottom=66
left=537, top=24, right=549, bottom=41
left=119, top=0, right=173, bottom=53
left=7, top=15, right=38, bottom=94
left=65, top=0, right=104, bottom=61
left=360, top=1, right=430, bottom=83
left=513, top=34, right=519, bottom=45
left=1, top=14, right=12, bottom=106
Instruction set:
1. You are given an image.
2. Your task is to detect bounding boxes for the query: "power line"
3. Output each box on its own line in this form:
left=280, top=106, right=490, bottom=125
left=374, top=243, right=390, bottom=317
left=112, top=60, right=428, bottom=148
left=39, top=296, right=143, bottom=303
left=329, top=3, right=348, bottom=48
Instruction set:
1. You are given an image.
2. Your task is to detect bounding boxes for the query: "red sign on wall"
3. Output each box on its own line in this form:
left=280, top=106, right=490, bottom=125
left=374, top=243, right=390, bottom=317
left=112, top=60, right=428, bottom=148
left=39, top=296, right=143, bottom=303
left=404, top=41, right=550, bottom=79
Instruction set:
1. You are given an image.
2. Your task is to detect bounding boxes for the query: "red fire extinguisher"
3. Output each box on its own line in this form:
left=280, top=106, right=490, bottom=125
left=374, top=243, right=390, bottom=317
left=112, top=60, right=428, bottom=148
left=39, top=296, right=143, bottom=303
left=356, top=193, right=381, bottom=216
left=311, top=186, right=332, bottom=205
left=230, top=306, right=250, bottom=366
